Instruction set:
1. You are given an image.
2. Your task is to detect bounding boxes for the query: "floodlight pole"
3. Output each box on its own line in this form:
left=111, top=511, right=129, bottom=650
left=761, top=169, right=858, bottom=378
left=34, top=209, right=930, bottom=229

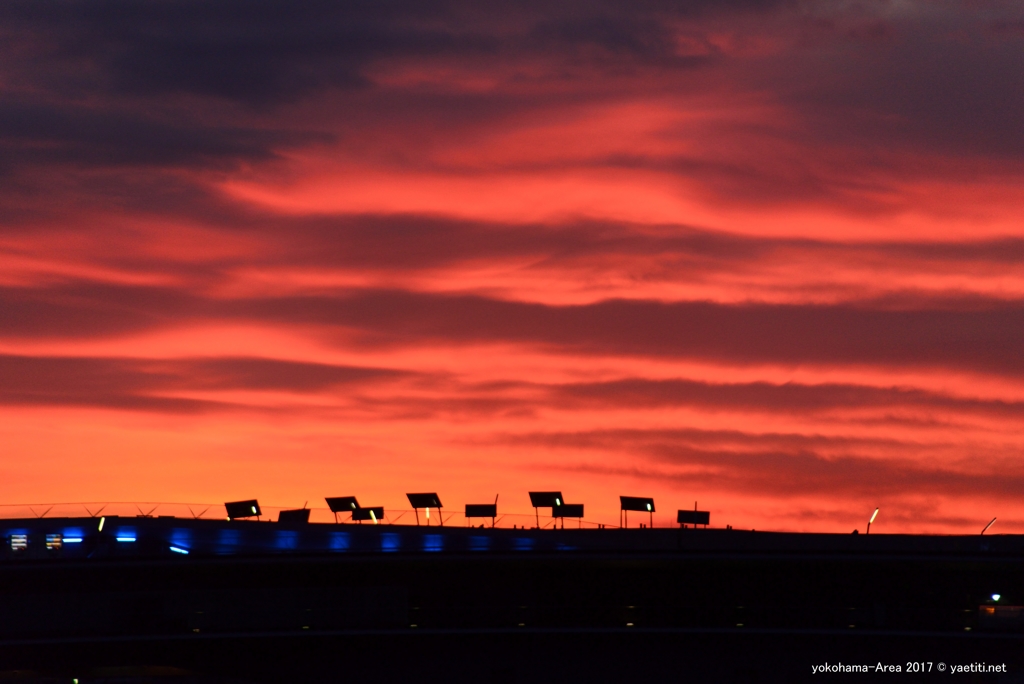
left=535, top=506, right=539, bottom=529
left=981, top=517, right=997, bottom=535
left=866, top=507, right=879, bottom=535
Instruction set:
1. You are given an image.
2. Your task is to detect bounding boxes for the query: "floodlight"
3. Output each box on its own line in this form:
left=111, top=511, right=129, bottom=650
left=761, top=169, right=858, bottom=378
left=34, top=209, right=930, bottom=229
left=325, top=497, right=360, bottom=523
left=326, top=496, right=359, bottom=512
left=465, top=494, right=499, bottom=527
left=278, top=508, right=311, bottom=524
left=352, top=506, right=384, bottom=523
left=407, top=493, right=444, bottom=526
left=620, top=496, right=655, bottom=528
left=551, top=504, right=583, bottom=518
left=465, top=503, right=498, bottom=526
left=225, top=500, right=261, bottom=520
left=528, top=491, right=563, bottom=528
left=551, top=503, right=584, bottom=528
left=992, top=594, right=1001, bottom=602
left=529, top=492, right=563, bottom=507
left=677, top=510, right=711, bottom=527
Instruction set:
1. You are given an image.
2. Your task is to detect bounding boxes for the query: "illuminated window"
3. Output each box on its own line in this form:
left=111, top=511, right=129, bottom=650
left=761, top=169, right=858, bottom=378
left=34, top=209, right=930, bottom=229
left=10, top=534, right=28, bottom=552
left=45, top=534, right=62, bottom=550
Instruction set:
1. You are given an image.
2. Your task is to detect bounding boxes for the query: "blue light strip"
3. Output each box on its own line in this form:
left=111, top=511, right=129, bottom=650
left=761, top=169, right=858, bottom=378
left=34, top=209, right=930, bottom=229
left=63, top=537, right=83, bottom=543
left=169, top=546, right=189, bottom=554
left=115, top=536, right=137, bottom=542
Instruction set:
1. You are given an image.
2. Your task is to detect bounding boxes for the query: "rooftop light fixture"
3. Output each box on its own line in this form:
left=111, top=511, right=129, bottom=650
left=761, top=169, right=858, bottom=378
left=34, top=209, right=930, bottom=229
left=620, top=496, right=655, bottom=528
left=528, top=492, right=563, bottom=529
left=325, top=497, right=360, bottom=523
left=407, top=493, right=443, bottom=526
left=225, top=500, right=262, bottom=521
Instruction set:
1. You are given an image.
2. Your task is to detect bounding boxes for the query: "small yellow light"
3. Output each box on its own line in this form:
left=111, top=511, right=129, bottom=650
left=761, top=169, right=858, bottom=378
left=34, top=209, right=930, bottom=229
left=98, top=517, right=105, bottom=532
left=370, top=509, right=378, bottom=524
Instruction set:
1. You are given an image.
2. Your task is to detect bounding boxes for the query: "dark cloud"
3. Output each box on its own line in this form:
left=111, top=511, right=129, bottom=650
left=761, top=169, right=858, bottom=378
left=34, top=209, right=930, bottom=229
left=550, top=377, right=1024, bottom=420
left=5, top=281, right=1024, bottom=377
left=0, top=100, right=329, bottom=172
left=0, top=353, right=407, bottom=412
left=1, top=0, right=1022, bottom=207
left=506, top=428, right=1024, bottom=500
left=243, top=289, right=1024, bottom=376
left=0, top=284, right=204, bottom=339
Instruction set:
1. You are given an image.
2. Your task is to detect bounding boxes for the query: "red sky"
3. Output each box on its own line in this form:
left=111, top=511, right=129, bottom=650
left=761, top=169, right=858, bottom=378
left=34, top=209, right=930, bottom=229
left=2, top=0, right=1024, bottom=532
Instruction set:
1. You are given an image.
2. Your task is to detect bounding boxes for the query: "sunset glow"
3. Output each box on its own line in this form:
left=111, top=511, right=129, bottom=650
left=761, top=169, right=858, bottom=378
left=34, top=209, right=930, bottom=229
left=2, top=0, right=1024, bottom=533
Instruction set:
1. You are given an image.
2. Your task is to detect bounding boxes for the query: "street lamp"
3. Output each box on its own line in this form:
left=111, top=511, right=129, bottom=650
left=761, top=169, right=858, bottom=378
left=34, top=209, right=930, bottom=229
left=866, top=508, right=879, bottom=535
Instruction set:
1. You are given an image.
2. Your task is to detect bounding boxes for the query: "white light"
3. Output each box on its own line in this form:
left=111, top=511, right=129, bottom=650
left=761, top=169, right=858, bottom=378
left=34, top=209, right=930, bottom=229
left=98, top=517, right=105, bottom=532
left=116, top=536, right=136, bottom=543
left=251, top=506, right=257, bottom=514
left=425, top=507, right=430, bottom=519
left=992, top=594, right=1001, bottom=602
left=647, top=503, right=652, bottom=511
left=869, top=508, right=879, bottom=524
left=64, top=537, right=83, bottom=543
left=369, top=509, right=378, bottom=524
left=351, top=502, right=356, bottom=508
left=170, top=546, right=189, bottom=554
left=555, top=498, right=560, bottom=506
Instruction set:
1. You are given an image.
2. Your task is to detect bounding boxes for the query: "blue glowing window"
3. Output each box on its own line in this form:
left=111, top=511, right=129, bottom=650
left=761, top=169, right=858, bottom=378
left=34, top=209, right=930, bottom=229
left=216, top=529, right=241, bottom=554
left=170, top=528, right=193, bottom=550
left=469, top=536, right=490, bottom=551
left=276, top=530, right=298, bottom=550
left=329, top=532, right=350, bottom=551
left=512, top=537, right=534, bottom=551
left=381, top=533, right=400, bottom=552
left=423, top=534, right=444, bottom=552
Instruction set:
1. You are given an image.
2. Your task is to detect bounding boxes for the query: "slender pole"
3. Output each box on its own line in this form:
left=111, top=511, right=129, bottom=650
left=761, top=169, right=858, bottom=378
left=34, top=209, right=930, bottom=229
left=535, top=507, right=539, bottom=529
left=981, top=517, right=997, bottom=535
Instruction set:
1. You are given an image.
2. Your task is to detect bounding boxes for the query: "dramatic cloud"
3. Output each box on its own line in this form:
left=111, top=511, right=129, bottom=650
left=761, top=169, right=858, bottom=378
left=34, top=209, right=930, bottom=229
left=1, top=0, right=1022, bottom=532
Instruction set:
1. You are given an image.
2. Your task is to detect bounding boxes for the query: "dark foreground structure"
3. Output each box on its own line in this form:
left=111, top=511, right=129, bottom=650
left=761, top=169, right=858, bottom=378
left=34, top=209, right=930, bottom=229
left=2, top=516, right=1023, bottom=683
